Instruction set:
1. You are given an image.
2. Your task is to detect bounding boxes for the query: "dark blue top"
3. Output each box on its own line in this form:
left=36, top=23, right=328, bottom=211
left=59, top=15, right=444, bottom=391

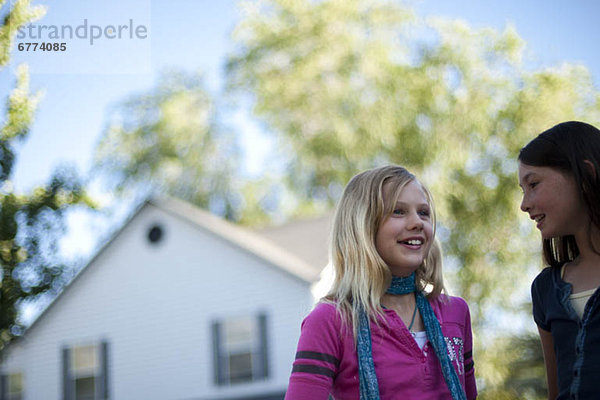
left=531, top=266, right=600, bottom=400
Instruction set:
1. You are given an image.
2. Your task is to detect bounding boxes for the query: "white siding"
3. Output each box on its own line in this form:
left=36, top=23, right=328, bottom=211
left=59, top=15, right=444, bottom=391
left=1, top=204, right=315, bottom=400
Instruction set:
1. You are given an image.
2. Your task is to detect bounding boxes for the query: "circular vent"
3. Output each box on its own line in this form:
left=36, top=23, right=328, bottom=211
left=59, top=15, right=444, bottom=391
left=147, top=224, right=164, bottom=244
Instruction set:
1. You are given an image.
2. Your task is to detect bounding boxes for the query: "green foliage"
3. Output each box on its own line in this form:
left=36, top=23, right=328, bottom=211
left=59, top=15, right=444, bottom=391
left=0, top=0, right=93, bottom=352
left=226, top=0, right=600, bottom=393
left=0, top=0, right=46, bottom=67
left=477, top=332, right=546, bottom=400
left=94, top=70, right=241, bottom=220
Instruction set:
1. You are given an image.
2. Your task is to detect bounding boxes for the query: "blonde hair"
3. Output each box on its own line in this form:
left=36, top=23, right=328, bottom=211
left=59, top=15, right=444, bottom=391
left=324, top=165, right=446, bottom=337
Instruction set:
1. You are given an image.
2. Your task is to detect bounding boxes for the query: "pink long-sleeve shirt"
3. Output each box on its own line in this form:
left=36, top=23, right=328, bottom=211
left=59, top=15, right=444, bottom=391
left=285, top=296, right=477, bottom=400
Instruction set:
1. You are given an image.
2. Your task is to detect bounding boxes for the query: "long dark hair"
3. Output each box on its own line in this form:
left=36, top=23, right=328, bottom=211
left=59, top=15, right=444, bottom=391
left=518, top=121, right=600, bottom=268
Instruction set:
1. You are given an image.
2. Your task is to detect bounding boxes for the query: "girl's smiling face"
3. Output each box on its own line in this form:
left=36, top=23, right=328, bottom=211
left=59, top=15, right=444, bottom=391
left=375, top=180, right=433, bottom=276
left=519, top=162, right=589, bottom=239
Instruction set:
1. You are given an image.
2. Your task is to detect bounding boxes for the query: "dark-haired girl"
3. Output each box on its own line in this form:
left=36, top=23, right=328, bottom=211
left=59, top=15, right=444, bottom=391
left=519, top=121, right=600, bottom=400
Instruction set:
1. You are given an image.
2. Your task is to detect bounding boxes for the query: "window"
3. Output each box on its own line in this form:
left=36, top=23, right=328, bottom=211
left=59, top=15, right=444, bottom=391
left=62, top=341, right=109, bottom=400
left=73, top=345, right=97, bottom=400
left=0, top=372, right=24, bottom=400
left=212, top=313, right=268, bottom=385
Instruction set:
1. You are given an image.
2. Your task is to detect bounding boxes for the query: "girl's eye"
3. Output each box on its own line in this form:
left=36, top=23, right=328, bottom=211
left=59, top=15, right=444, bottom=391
left=392, top=208, right=405, bottom=215
left=529, top=182, right=539, bottom=189
left=418, top=209, right=430, bottom=217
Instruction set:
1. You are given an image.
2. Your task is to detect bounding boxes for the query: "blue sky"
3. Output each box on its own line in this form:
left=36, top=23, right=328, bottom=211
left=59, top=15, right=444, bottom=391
left=2, top=0, right=600, bottom=263
left=3, top=0, right=241, bottom=192
left=3, top=0, right=600, bottom=194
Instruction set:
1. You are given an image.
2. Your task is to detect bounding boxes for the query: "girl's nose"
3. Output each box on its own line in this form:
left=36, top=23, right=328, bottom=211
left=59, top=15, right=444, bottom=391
left=408, top=212, right=424, bottom=230
left=520, top=195, right=530, bottom=212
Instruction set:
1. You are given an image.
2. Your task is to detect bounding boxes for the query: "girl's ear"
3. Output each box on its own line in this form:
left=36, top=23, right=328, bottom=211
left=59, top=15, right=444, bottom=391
left=583, top=159, right=597, bottom=180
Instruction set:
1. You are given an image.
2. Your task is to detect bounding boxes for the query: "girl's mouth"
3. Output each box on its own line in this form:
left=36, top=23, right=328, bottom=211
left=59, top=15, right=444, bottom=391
left=398, top=239, right=424, bottom=249
left=534, top=214, right=545, bottom=228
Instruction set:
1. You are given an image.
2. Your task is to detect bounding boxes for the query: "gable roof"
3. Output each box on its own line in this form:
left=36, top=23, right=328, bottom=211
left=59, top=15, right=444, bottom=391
left=7, top=196, right=322, bottom=349
left=256, top=213, right=332, bottom=272
left=151, top=196, right=322, bottom=283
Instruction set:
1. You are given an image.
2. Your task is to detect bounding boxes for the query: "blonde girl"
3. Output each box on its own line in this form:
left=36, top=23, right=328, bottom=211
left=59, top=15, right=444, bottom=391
left=285, top=165, right=477, bottom=400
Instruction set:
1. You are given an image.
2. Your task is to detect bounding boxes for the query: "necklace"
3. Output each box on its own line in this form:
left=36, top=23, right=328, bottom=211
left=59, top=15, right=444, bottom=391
left=407, top=297, right=418, bottom=337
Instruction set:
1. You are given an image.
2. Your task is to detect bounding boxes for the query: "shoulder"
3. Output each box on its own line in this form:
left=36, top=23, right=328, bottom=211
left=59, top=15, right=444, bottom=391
left=299, top=302, right=349, bottom=345
left=430, top=294, right=471, bottom=322
left=531, top=267, right=558, bottom=307
left=532, top=266, right=554, bottom=290
left=530, top=267, right=556, bottom=330
left=433, top=294, right=469, bottom=312
left=307, top=301, right=339, bottom=319
left=531, top=267, right=557, bottom=304
left=302, top=301, right=344, bottom=329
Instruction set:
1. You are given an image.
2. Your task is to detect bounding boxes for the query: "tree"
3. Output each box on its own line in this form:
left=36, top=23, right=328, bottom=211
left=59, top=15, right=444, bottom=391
left=94, top=70, right=244, bottom=221
left=0, top=0, right=92, bottom=352
left=226, top=0, right=600, bottom=396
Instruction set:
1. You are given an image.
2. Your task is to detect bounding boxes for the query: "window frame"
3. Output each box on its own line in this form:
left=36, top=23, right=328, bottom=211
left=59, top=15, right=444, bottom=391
left=62, top=340, right=109, bottom=400
left=212, top=312, right=269, bottom=386
left=0, top=371, right=24, bottom=400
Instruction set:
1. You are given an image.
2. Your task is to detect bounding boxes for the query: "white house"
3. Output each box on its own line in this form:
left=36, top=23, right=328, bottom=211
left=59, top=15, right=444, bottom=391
left=0, top=197, right=328, bottom=400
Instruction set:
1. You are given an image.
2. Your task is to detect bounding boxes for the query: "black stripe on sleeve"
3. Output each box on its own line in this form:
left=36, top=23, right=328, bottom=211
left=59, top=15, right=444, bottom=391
left=295, top=351, right=340, bottom=367
left=465, top=361, right=474, bottom=372
left=292, top=364, right=336, bottom=378
left=464, top=350, right=472, bottom=360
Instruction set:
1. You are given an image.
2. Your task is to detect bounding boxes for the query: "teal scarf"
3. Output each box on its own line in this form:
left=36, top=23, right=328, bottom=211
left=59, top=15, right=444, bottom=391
left=356, top=273, right=467, bottom=400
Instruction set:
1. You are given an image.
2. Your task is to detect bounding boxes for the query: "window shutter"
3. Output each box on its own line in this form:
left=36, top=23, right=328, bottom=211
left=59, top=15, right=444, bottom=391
left=0, top=373, right=6, bottom=400
left=98, top=341, right=109, bottom=400
left=258, top=312, right=269, bottom=379
left=62, top=347, right=73, bottom=400
left=211, top=321, right=224, bottom=385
